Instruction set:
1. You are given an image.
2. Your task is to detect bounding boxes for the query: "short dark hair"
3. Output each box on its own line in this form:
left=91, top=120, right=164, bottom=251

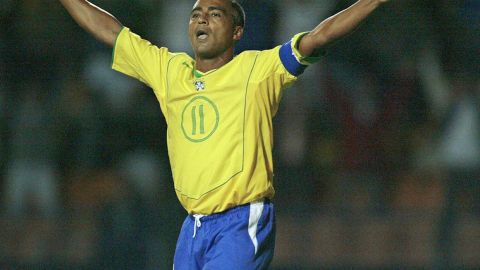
left=230, top=1, right=245, bottom=28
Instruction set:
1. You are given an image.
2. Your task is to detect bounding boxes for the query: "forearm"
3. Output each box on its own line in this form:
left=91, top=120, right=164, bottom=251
left=59, top=0, right=122, bottom=47
left=299, top=0, right=385, bottom=56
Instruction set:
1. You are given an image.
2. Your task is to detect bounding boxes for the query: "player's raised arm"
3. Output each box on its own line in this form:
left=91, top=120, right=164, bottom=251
left=59, top=0, right=123, bottom=47
left=298, top=0, right=389, bottom=57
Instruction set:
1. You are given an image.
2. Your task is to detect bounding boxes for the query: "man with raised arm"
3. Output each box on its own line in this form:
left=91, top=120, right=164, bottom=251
left=59, top=0, right=389, bottom=269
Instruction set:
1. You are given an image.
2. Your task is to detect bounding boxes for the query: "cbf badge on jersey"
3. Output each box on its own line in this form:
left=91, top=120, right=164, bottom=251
left=193, top=80, right=206, bottom=91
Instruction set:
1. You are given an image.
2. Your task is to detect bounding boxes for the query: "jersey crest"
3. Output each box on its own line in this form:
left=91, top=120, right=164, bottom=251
left=194, top=80, right=206, bottom=91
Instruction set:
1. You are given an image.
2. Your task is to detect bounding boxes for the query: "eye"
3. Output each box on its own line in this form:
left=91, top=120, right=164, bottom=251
left=210, top=12, right=222, bottom=17
left=191, top=12, right=200, bottom=19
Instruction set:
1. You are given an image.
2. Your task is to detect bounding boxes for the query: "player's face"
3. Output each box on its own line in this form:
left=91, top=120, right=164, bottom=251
left=189, top=0, right=242, bottom=59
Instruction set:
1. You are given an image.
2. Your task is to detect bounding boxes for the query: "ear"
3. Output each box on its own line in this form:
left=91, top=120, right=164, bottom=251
left=233, top=26, right=244, bottom=41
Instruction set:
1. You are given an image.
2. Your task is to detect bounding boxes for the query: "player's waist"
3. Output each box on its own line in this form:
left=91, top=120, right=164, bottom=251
left=188, top=198, right=271, bottom=221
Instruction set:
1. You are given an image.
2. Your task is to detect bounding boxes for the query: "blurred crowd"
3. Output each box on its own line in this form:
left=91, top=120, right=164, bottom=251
left=0, top=0, right=479, bottom=269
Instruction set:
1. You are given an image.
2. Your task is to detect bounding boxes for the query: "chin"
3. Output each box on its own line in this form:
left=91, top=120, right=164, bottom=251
left=195, top=48, right=219, bottom=59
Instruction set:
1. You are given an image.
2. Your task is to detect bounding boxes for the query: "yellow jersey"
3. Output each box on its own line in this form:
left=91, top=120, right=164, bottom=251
left=112, top=27, right=319, bottom=214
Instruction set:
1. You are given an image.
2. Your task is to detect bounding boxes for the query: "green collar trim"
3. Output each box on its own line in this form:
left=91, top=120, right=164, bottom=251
left=193, top=69, right=204, bottom=78
left=183, top=61, right=205, bottom=78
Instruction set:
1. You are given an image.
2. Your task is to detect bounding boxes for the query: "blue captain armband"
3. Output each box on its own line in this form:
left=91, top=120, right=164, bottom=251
left=279, top=32, right=324, bottom=76
left=279, top=41, right=307, bottom=76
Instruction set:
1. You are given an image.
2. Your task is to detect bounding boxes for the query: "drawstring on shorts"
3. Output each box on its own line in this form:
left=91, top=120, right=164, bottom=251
left=192, top=214, right=205, bottom=238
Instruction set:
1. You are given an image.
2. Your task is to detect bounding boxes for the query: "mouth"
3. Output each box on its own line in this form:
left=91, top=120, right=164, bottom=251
left=196, top=30, right=209, bottom=40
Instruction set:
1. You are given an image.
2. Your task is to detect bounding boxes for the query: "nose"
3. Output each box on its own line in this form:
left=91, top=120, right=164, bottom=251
left=198, top=13, right=208, bottom=24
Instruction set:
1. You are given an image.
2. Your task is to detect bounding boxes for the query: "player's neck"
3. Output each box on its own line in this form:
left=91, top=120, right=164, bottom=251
left=195, top=52, right=234, bottom=73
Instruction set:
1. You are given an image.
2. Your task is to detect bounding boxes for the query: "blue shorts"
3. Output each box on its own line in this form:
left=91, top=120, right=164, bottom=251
left=173, top=199, right=275, bottom=270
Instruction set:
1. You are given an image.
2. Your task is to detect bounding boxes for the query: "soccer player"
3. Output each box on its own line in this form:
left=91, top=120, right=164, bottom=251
left=58, top=0, right=389, bottom=269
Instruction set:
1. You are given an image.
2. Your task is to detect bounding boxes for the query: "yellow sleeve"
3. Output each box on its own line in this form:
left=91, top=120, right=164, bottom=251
left=250, top=32, right=324, bottom=115
left=111, top=27, right=169, bottom=90
left=251, top=31, right=324, bottom=83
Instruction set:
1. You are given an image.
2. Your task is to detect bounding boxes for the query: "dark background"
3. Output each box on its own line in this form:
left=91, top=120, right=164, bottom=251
left=0, top=0, right=479, bottom=269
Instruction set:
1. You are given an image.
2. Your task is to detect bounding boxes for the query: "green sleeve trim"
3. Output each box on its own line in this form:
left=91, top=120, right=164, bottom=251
left=111, top=26, right=126, bottom=68
left=292, top=32, right=325, bottom=65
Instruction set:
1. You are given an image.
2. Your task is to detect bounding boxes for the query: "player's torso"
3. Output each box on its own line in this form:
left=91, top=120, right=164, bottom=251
left=164, top=53, right=258, bottom=200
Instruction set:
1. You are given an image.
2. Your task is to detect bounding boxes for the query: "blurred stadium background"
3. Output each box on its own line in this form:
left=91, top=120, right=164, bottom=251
left=1, top=0, right=479, bottom=269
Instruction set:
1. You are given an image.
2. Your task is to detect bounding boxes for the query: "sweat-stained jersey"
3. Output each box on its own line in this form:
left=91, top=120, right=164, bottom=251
left=112, top=27, right=319, bottom=214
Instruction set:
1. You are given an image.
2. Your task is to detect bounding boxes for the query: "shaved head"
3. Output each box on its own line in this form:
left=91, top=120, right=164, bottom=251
left=194, top=0, right=245, bottom=28
left=229, top=0, right=245, bottom=28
